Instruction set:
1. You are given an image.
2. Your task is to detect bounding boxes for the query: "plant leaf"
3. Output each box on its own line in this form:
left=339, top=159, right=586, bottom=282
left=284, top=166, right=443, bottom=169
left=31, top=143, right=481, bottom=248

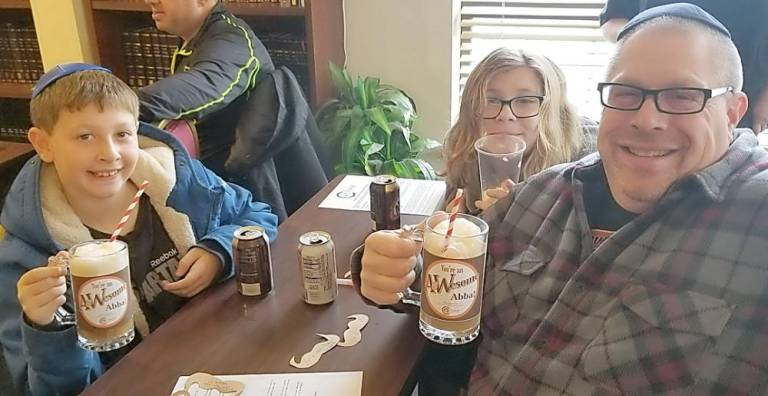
left=329, top=63, right=353, bottom=104
left=410, top=137, right=442, bottom=153
left=318, top=66, right=429, bottom=178
left=403, top=158, right=438, bottom=180
left=379, top=87, right=416, bottom=120
left=364, top=142, right=385, bottom=157
left=364, top=77, right=380, bottom=106
left=341, top=125, right=365, bottom=175
left=365, top=159, right=382, bottom=175
left=388, top=124, right=414, bottom=159
left=348, top=107, right=366, bottom=136
left=390, top=121, right=411, bottom=148
left=367, top=107, right=391, bottom=135
left=334, top=163, right=347, bottom=175
left=354, top=77, right=368, bottom=109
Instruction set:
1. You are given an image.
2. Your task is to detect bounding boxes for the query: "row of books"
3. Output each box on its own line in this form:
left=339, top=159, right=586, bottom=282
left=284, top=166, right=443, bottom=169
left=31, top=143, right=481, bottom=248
left=0, top=127, right=27, bottom=142
left=121, top=27, right=309, bottom=96
left=258, top=31, right=310, bottom=96
left=0, top=100, right=31, bottom=143
left=0, top=22, right=44, bottom=84
left=122, top=27, right=180, bottom=88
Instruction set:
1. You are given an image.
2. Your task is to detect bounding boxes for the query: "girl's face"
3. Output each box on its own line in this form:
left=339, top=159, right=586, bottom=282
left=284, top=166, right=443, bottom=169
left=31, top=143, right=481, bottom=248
left=480, top=67, right=544, bottom=155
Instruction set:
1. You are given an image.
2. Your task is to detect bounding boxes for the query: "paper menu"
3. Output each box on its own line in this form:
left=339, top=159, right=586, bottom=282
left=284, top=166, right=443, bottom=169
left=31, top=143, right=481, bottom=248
left=318, top=175, right=446, bottom=216
left=171, top=371, right=362, bottom=396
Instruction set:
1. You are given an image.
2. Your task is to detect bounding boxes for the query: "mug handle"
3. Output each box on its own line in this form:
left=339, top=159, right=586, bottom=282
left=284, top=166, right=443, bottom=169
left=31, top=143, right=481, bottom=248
left=48, top=253, right=76, bottom=326
left=399, top=288, right=421, bottom=306
left=55, top=306, right=76, bottom=326
left=395, top=223, right=426, bottom=307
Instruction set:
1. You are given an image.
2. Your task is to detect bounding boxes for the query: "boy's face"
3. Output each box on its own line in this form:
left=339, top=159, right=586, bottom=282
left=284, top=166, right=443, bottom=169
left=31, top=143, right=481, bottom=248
left=29, top=103, right=140, bottom=202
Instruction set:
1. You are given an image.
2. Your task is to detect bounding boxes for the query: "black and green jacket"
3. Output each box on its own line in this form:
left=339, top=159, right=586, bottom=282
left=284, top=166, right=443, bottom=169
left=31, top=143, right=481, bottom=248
left=138, top=1, right=274, bottom=159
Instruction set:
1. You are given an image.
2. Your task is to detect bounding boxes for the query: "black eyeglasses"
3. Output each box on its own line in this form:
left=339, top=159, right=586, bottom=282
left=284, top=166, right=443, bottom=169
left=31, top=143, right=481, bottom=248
left=597, top=82, right=733, bottom=115
left=481, top=95, right=545, bottom=119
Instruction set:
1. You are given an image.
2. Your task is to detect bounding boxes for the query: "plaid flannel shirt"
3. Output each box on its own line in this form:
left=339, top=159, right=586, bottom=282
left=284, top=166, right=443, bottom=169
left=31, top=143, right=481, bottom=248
left=471, top=129, right=768, bottom=395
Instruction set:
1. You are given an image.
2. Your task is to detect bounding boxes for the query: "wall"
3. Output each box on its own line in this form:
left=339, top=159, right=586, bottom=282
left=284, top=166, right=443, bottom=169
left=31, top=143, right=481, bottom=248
left=343, top=0, right=459, bottom=142
left=30, top=0, right=98, bottom=70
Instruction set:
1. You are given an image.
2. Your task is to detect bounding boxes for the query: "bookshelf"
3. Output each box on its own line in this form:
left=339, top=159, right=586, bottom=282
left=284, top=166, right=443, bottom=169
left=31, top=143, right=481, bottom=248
left=88, top=0, right=344, bottom=108
left=0, top=82, right=32, bottom=99
left=0, top=1, right=37, bottom=144
left=0, top=0, right=30, bottom=10
left=92, top=0, right=304, bottom=17
left=0, top=5, right=39, bottom=99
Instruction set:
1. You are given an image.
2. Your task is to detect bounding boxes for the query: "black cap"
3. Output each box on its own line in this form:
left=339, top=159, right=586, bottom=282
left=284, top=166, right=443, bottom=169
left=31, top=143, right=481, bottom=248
left=617, top=3, right=731, bottom=41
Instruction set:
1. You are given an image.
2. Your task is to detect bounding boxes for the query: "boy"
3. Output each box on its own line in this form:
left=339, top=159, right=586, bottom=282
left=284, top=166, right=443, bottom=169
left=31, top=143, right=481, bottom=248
left=0, top=63, right=278, bottom=395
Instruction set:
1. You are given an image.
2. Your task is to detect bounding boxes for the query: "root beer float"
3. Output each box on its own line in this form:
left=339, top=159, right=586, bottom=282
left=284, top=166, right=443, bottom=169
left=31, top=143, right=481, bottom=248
left=418, top=214, right=488, bottom=345
left=69, top=240, right=135, bottom=351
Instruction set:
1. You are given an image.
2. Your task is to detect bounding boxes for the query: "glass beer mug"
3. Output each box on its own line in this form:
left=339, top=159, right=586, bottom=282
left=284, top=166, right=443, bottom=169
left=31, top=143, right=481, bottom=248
left=399, top=213, right=489, bottom=345
left=58, top=239, right=135, bottom=351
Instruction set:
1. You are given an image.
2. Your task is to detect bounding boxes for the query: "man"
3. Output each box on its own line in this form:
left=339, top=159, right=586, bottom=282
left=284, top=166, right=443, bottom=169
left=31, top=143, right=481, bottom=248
left=139, top=0, right=274, bottom=174
left=600, top=0, right=768, bottom=134
left=358, top=4, right=768, bottom=394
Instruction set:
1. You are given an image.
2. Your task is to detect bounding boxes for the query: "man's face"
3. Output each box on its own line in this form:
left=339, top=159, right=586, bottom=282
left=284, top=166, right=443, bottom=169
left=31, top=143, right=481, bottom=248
left=30, top=104, right=139, bottom=203
left=144, top=0, right=209, bottom=40
left=598, top=26, right=746, bottom=213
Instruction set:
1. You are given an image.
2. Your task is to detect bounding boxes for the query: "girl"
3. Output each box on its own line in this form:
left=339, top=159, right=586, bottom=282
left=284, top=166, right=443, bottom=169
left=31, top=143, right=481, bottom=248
left=443, top=48, right=595, bottom=213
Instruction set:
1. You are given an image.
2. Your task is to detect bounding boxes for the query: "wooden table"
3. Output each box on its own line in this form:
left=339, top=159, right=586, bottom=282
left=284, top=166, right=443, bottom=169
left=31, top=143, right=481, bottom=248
left=82, top=176, right=428, bottom=396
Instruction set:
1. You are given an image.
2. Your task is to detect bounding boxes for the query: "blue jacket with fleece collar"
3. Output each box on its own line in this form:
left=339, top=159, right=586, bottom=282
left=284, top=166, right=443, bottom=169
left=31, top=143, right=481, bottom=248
left=0, top=122, right=278, bottom=395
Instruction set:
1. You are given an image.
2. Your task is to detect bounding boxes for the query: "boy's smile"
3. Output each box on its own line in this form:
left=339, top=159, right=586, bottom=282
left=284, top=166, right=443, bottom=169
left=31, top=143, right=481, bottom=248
left=29, top=103, right=139, bottom=203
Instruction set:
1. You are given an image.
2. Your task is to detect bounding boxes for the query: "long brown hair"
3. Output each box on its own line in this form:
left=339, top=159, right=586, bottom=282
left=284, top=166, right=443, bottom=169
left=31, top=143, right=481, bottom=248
left=444, top=48, right=581, bottom=188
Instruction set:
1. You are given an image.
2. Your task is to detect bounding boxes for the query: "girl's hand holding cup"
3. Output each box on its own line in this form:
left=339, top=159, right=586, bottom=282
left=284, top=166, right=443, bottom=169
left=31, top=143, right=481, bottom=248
left=475, top=179, right=515, bottom=211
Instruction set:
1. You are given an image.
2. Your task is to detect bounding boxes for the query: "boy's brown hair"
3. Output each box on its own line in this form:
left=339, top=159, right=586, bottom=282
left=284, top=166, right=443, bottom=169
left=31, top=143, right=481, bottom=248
left=30, top=70, right=139, bottom=132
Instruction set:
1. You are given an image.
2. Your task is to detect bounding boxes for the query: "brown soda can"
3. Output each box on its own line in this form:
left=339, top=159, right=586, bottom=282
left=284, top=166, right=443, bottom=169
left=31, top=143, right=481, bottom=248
left=233, top=226, right=273, bottom=297
left=298, top=231, right=337, bottom=305
left=370, top=175, right=400, bottom=231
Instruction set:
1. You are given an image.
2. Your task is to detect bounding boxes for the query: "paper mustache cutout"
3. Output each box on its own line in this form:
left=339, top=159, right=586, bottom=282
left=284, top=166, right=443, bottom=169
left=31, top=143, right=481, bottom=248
left=289, top=334, right=340, bottom=369
left=337, top=314, right=369, bottom=347
left=171, top=372, right=245, bottom=396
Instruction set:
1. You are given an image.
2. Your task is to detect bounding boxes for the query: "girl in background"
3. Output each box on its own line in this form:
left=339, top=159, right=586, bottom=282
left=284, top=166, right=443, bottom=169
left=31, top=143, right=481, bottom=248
left=443, top=48, right=596, bottom=213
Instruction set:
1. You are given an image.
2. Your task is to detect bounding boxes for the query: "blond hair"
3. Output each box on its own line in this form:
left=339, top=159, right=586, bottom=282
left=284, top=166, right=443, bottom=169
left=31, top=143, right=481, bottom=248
left=444, top=48, right=581, bottom=187
left=30, top=70, right=139, bottom=132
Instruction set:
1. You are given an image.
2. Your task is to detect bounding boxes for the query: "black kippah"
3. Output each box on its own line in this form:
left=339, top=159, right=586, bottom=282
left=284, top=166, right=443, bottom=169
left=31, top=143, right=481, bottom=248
left=617, top=2, right=731, bottom=41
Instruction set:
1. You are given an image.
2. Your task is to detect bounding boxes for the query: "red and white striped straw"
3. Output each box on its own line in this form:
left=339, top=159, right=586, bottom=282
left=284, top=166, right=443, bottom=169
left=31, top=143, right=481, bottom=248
left=443, top=189, right=464, bottom=249
left=445, top=188, right=464, bottom=214
left=110, top=180, right=149, bottom=242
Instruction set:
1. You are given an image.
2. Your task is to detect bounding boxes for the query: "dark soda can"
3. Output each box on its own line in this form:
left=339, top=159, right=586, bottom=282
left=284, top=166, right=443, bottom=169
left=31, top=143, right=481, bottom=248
left=233, top=226, right=273, bottom=297
left=298, top=231, right=337, bottom=305
left=370, top=175, right=400, bottom=231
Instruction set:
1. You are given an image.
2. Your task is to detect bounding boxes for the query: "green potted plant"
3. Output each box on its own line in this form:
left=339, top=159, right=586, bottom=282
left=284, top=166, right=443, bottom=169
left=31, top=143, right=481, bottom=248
left=316, top=64, right=441, bottom=179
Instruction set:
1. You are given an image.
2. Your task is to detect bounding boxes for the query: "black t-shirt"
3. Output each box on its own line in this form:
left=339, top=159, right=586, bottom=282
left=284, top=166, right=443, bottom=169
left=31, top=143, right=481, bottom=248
left=89, top=195, right=186, bottom=332
left=578, top=163, right=637, bottom=247
left=600, top=0, right=768, bottom=127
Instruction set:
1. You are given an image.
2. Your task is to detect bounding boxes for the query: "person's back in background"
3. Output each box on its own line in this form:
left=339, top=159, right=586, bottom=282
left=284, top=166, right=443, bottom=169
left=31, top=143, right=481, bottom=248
left=138, top=0, right=275, bottom=175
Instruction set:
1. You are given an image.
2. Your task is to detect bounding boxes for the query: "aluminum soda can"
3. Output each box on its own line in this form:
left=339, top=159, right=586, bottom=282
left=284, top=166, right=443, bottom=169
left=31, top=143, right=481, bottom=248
left=233, top=226, right=273, bottom=297
left=370, top=175, right=400, bottom=231
left=298, top=231, right=337, bottom=305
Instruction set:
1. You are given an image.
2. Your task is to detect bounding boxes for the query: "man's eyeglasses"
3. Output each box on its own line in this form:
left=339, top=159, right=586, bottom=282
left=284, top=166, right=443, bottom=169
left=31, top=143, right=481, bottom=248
left=481, top=95, right=545, bottom=119
left=597, top=83, right=733, bottom=115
